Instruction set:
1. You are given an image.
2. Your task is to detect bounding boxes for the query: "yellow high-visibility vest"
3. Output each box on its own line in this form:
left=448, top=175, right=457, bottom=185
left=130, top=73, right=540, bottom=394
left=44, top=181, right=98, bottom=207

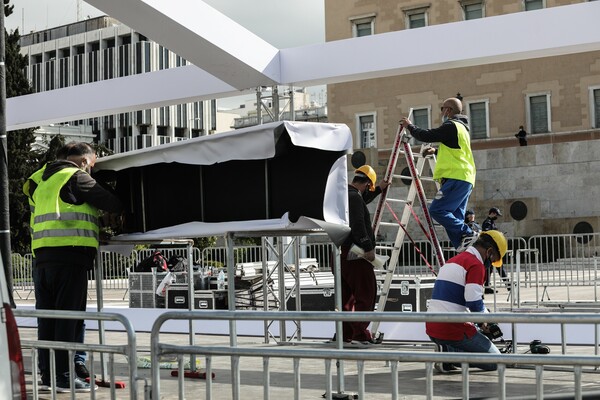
left=433, top=120, right=476, bottom=186
left=32, top=167, right=99, bottom=251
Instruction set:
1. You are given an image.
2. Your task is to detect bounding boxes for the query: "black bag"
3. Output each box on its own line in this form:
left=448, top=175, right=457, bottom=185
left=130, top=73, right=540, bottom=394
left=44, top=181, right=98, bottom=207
left=167, top=255, right=187, bottom=272
left=134, top=251, right=168, bottom=273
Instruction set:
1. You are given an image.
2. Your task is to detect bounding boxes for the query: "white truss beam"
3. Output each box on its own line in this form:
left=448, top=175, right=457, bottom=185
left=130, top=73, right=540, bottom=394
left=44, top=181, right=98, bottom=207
left=86, top=0, right=280, bottom=89
left=7, top=2, right=600, bottom=131
left=8, top=66, right=239, bottom=130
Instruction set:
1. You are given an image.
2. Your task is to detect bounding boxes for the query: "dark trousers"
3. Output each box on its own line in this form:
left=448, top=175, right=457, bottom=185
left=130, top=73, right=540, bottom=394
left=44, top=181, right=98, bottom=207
left=36, top=264, right=88, bottom=379
left=340, top=247, right=377, bottom=342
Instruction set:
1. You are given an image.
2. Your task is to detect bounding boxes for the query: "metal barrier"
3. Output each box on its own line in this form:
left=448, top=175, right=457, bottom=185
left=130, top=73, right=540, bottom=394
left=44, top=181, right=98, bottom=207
left=201, top=242, right=336, bottom=271
left=14, top=309, right=140, bottom=399
left=14, top=234, right=600, bottom=305
left=137, top=247, right=203, bottom=265
left=149, top=310, right=600, bottom=400
left=11, top=253, right=34, bottom=297
left=527, top=234, right=600, bottom=300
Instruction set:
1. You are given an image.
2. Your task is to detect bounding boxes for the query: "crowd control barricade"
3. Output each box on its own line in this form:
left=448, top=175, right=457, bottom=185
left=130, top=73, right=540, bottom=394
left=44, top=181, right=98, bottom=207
left=527, top=233, right=600, bottom=303
left=14, top=309, right=140, bottom=399
left=149, top=310, right=600, bottom=400
left=11, top=253, right=34, bottom=298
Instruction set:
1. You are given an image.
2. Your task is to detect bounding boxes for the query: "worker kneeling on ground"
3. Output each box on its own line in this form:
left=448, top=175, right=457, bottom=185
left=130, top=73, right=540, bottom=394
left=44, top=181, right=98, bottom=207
left=426, top=230, right=508, bottom=373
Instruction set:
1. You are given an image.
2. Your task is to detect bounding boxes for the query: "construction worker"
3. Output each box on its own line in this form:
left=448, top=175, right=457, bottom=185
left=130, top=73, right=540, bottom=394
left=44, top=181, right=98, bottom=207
left=400, top=97, right=477, bottom=251
left=481, top=207, right=508, bottom=292
left=465, top=209, right=481, bottom=233
left=24, top=143, right=96, bottom=385
left=29, top=142, right=122, bottom=392
left=426, top=230, right=507, bottom=373
left=339, top=165, right=388, bottom=345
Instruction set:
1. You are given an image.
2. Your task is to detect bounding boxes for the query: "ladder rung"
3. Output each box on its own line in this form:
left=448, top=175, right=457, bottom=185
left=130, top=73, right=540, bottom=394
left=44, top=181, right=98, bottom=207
left=379, top=221, right=400, bottom=227
left=376, top=245, right=399, bottom=251
left=386, top=198, right=408, bottom=204
left=393, top=174, right=413, bottom=180
left=393, top=174, right=435, bottom=182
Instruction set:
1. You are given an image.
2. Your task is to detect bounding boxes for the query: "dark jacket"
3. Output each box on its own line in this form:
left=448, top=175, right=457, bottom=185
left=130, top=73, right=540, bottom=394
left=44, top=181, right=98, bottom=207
left=481, top=217, right=497, bottom=232
left=28, top=160, right=123, bottom=268
left=343, top=185, right=379, bottom=252
left=407, top=115, right=469, bottom=149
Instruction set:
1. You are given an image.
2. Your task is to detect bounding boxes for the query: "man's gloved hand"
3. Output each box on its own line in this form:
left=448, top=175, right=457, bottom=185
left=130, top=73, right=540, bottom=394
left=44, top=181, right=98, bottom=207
left=422, top=146, right=436, bottom=157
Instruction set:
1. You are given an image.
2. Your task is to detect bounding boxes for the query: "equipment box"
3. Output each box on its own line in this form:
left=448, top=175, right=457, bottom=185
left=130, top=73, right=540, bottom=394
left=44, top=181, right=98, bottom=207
left=286, top=285, right=335, bottom=311
left=166, top=286, right=228, bottom=310
left=129, top=271, right=200, bottom=308
left=377, top=276, right=436, bottom=312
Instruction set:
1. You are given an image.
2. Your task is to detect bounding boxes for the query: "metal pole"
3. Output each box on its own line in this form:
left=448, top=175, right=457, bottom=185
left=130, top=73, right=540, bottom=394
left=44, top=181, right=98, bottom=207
left=289, top=86, right=295, bottom=121
left=272, top=86, right=279, bottom=122
left=256, top=88, right=262, bottom=125
left=187, top=241, right=196, bottom=371
left=0, top=4, right=13, bottom=305
left=332, top=246, right=345, bottom=394
left=95, top=252, right=108, bottom=382
left=225, top=233, right=240, bottom=398
left=277, top=237, right=287, bottom=341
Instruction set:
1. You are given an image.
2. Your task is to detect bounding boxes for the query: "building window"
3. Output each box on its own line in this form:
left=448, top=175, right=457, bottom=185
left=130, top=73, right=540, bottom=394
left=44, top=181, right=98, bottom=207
left=351, top=15, right=375, bottom=37
left=88, top=51, right=99, bottom=83
left=356, top=113, right=376, bottom=148
left=58, top=58, right=69, bottom=88
left=467, top=101, right=489, bottom=139
left=118, top=44, right=131, bottom=77
left=135, top=42, right=152, bottom=74
left=102, top=48, right=114, bottom=80
left=410, top=107, right=430, bottom=145
left=590, top=87, right=600, bottom=129
left=524, top=0, right=544, bottom=11
left=461, top=1, right=484, bottom=20
left=404, top=7, right=428, bottom=29
left=158, top=46, right=169, bottom=70
left=73, top=53, right=84, bottom=85
left=527, top=93, right=551, bottom=134
left=44, top=60, right=55, bottom=91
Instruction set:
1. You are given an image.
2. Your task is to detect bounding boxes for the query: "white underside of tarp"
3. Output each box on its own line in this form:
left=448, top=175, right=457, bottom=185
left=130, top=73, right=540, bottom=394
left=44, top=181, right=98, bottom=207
left=94, top=121, right=352, bottom=172
left=112, top=213, right=350, bottom=247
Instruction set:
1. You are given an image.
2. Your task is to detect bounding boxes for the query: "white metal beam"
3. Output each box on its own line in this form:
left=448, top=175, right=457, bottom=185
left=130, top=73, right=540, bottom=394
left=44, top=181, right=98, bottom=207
left=7, top=2, right=600, bottom=131
left=84, top=0, right=280, bottom=89
left=8, top=66, right=241, bottom=131
left=280, top=2, right=600, bottom=87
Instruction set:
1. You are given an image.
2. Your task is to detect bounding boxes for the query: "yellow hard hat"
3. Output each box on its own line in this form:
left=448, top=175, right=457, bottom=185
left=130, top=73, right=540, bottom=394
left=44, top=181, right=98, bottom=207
left=355, top=165, right=377, bottom=192
left=480, top=230, right=507, bottom=267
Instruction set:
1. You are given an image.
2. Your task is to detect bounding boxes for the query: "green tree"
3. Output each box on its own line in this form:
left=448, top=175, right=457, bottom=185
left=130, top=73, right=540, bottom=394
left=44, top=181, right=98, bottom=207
left=5, top=1, right=39, bottom=254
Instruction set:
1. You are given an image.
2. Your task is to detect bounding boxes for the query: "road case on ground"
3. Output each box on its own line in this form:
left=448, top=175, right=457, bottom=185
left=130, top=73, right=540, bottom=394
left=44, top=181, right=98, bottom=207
left=286, top=285, right=335, bottom=311
left=377, top=276, right=436, bottom=312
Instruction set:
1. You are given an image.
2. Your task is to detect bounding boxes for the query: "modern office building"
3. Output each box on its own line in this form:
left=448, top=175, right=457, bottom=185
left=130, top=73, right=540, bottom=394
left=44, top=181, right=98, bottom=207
left=325, top=0, right=600, bottom=236
left=19, top=16, right=222, bottom=153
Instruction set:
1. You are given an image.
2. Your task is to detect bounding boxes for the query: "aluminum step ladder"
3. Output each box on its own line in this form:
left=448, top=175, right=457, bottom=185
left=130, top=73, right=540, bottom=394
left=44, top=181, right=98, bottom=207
left=370, top=120, right=445, bottom=335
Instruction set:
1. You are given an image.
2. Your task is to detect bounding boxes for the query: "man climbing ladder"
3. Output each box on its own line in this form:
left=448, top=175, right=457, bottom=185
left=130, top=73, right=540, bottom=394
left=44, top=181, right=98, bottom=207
left=400, top=97, right=478, bottom=252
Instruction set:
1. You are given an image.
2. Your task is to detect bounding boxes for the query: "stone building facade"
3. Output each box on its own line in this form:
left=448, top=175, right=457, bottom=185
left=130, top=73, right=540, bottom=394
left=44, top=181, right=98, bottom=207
left=325, top=0, right=600, bottom=237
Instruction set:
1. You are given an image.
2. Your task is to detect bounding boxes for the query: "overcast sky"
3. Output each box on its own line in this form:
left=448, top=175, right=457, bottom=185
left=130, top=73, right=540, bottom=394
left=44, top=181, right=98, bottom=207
left=5, top=0, right=325, bottom=48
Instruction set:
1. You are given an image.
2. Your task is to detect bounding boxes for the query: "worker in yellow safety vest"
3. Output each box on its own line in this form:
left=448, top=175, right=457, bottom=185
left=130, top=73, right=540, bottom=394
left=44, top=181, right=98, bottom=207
left=400, top=97, right=477, bottom=251
left=25, top=142, right=122, bottom=392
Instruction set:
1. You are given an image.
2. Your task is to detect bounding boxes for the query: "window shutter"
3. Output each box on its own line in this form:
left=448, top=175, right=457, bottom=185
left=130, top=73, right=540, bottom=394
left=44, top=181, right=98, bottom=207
left=530, top=95, right=548, bottom=133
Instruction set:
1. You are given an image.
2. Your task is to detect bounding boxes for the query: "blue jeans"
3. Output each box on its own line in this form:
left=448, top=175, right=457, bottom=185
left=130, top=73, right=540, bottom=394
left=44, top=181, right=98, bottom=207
left=430, top=331, right=500, bottom=371
left=429, top=178, right=473, bottom=249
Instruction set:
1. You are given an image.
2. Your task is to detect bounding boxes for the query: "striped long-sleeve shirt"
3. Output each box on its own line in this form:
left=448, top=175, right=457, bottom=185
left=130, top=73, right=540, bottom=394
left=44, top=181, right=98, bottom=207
left=426, top=247, right=487, bottom=341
